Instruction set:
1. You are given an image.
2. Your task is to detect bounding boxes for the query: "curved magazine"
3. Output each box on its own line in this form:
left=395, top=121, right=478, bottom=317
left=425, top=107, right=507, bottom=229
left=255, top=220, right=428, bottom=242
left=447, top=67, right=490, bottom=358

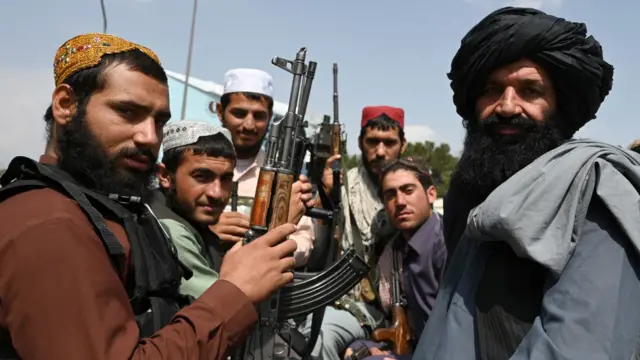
left=278, top=249, right=370, bottom=320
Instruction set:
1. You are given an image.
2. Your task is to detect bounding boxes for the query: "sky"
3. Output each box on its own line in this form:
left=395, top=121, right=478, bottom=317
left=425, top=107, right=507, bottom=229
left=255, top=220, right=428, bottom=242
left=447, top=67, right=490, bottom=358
left=0, top=0, right=637, bottom=167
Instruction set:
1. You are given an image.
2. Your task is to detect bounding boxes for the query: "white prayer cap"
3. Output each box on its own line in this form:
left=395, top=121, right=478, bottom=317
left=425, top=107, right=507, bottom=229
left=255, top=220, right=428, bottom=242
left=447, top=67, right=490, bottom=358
left=162, top=120, right=234, bottom=154
left=223, top=68, right=274, bottom=97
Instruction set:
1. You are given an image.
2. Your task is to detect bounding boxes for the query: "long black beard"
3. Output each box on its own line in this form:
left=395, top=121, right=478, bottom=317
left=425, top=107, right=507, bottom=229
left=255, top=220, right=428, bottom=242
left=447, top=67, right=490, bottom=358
left=451, top=113, right=568, bottom=201
left=56, top=107, right=157, bottom=197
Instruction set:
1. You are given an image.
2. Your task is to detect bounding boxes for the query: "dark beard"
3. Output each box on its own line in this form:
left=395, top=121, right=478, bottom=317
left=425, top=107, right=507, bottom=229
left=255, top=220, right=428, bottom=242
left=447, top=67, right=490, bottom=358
left=452, top=113, right=568, bottom=201
left=56, top=107, right=157, bottom=197
left=361, top=156, right=381, bottom=186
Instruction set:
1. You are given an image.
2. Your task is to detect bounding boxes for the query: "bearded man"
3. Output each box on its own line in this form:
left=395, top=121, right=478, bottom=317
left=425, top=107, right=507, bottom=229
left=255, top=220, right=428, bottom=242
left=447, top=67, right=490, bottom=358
left=0, top=33, right=298, bottom=360
left=300, top=106, right=406, bottom=360
left=414, top=7, right=640, bottom=360
left=213, top=68, right=316, bottom=266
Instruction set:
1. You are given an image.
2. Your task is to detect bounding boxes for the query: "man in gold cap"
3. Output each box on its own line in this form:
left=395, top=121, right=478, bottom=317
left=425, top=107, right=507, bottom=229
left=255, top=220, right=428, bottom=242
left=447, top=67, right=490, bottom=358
left=0, top=33, right=298, bottom=360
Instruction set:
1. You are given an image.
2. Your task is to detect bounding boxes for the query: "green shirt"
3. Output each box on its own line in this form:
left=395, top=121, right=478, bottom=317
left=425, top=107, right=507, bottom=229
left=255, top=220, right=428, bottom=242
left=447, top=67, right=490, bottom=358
left=159, top=219, right=219, bottom=299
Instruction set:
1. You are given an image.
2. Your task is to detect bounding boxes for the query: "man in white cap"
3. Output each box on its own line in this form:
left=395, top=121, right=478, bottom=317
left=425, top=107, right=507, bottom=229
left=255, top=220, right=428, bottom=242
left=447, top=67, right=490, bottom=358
left=149, top=120, right=238, bottom=298
left=213, top=68, right=316, bottom=266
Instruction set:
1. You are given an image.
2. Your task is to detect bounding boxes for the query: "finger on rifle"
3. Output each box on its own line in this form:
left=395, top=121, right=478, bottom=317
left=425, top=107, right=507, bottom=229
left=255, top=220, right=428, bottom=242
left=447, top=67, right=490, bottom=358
left=300, top=192, right=313, bottom=202
left=273, top=238, right=298, bottom=257
left=278, top=271, right=295, bottom=288
left=225, top=211, right=247, bottom=219
left=227, top=239, right=243, bottom=254
left=218, top=233, right=245, bottom=243
left=219, top=225, right=250, bottom=236
left=305, top=199, right=316, bottom=208
left=223, top=216, right=251, bottom=228
left=298, top=174, right=309, bottom=183
left=279, top=256, right=297, bottom=272
left=257, top=224, right=297, bottom=247
left=326, top=154, right=341, bottom=168
left=299, top=182, right=313, bottom=192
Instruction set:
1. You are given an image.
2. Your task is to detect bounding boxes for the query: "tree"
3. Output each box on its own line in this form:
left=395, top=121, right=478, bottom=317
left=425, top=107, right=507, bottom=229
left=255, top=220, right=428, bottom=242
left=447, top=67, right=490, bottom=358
left=343, top=141, right=458, bottom=197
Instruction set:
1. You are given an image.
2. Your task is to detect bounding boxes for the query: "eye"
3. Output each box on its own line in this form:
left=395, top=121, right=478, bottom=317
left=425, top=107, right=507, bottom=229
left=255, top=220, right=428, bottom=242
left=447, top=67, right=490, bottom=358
left=230, top=109, right=248, bottom=119
left=117, top=107, right=134, bottom=117
left=481, top=85, right=502, bottom=96
left=522, top=87, right=543, bottom=97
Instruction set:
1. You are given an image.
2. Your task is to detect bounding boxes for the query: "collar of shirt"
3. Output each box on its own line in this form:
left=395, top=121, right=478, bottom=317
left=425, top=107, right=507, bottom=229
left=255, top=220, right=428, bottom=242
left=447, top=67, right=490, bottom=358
left=233, top=150, right=265, bottom=181
left=395, top=212, right=443, bottom=256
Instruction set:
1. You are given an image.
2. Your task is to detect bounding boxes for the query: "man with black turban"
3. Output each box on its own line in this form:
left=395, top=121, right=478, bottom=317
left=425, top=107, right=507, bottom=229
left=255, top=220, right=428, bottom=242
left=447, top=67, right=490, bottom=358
left=413, top=7, right=640, bottom=360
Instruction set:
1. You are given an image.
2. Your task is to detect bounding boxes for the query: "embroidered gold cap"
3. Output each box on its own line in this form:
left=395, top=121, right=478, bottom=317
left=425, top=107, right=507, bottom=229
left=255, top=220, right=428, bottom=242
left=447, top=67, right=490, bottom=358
left=53, top=33, right=161, bottom=86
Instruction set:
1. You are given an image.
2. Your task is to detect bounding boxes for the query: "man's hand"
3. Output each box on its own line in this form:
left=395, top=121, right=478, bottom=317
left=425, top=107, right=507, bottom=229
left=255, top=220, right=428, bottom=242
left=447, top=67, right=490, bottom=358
left=343, top=340, right=391, bottom=360
left=220, top=223, right=298, bottom=303
left=321, top=154, right=344, bottom=196
left=288, top=174, right=315, bottom=225
left=210, top=212, right=250, bottom=244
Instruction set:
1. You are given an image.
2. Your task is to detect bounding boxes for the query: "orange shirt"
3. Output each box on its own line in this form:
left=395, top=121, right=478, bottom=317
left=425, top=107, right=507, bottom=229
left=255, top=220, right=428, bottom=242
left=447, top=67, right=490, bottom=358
left=0, top=157, right=257, bottom=360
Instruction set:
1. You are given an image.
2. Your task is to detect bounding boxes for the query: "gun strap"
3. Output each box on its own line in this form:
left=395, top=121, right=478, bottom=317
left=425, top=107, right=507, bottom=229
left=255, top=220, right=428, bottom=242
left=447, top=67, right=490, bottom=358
left=391, top=243, right=404, bottom=305
left=348, top=209, right=367, bottom=259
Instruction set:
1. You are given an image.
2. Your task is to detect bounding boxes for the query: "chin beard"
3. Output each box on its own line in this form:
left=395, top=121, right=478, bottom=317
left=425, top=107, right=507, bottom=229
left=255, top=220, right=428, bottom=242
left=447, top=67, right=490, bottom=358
left=56, top=107, right=157, bottom=197
left=451, top=113, right=568, bottom=200
left=361, top=156, right=386, bottom=186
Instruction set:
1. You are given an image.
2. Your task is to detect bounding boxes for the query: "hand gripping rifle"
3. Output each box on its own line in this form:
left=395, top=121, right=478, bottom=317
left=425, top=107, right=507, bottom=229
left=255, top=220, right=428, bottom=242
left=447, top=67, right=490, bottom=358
left=371, top=251, right=412, bottom=355
left=234, top=48, right=370, bottom=360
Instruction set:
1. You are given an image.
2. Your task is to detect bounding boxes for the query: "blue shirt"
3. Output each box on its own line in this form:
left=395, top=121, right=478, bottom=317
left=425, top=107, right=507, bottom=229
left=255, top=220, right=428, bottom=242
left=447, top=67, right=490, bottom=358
left=394, top=213, right=447, bottom=339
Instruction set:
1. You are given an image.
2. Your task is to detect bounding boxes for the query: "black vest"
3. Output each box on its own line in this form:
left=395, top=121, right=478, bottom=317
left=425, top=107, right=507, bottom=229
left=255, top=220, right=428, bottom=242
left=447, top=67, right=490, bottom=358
left=0, top=156, right=193, bottom=358
left=147, top=190, right=226, bottom=272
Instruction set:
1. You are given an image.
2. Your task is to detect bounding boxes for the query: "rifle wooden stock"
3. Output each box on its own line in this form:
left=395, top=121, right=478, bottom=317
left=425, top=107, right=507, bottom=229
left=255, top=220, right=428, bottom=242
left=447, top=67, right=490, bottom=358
left=371, top=304, right=412, bottom=355
left=268, top=171, right=295, bottom=229
left=250, top=169, right=276, bottom=229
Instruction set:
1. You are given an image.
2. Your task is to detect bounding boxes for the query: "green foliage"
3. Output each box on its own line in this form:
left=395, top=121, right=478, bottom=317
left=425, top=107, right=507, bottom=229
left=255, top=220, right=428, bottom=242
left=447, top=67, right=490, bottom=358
left=343, top=141, right=459, bottom=197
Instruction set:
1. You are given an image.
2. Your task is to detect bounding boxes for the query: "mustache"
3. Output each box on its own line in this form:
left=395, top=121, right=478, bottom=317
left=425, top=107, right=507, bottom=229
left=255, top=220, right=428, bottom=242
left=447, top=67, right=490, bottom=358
left=114, top=147, right=157, bottom=165
left=482, top=114, right=537, bottom=131
left=199, top=198, right=227, bottom=208
left=369, top=158, right=384, bottom=168
left=239, top=129, right=258, bottom=136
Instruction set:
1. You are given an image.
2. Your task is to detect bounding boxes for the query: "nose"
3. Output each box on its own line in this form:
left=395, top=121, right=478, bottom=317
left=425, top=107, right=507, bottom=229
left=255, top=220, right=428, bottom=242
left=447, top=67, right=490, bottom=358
left=494, top=87, right=523, bottom=118
left=133, top=118, right=160, bottom=148
left=242, top=114, right=256, bottom=131
left=205, top=180, right=223, bottom=200
left=375, top=143, right=387, bottom=158
left=396, top=192, right=408, bottom=207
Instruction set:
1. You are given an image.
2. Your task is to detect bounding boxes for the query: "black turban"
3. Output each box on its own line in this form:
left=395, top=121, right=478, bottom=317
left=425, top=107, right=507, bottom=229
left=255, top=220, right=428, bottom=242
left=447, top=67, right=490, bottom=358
left=449, top=7, right=614, bottom=133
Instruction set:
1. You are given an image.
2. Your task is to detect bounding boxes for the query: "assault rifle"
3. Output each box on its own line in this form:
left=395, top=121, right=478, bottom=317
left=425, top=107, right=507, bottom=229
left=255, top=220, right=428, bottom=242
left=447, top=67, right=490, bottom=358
left=371, top=250, right=412, bottom=354
left=305, top=63, right=347, bottom=270
left=329, top=63, right=346, bottom=250
left=235, top=48, right=370, bottom=360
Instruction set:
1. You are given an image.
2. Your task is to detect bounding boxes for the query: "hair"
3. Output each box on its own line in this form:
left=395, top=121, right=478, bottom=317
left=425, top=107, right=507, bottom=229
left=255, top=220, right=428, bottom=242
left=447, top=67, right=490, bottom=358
left=359, top=114, right=405, bottom=143
left=378, top=157, right=433, bottom=199
left=629, top=139, right=640, bottom=153
left=44, top=49, right=168, bottom=143
left=219, top=92, right=274, bottom=115
left=162, top=133, right=236, bottom=173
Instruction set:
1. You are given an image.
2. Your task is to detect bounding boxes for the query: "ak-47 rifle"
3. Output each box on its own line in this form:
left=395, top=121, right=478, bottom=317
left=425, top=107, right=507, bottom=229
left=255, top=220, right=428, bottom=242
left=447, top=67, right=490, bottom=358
left=329, top=63, right=345, bottom=249
left=371, top=250, right=412, bottom=355
left=305, top=63, right=346, bottom=269
left=235, top=48, right=370, bottom=360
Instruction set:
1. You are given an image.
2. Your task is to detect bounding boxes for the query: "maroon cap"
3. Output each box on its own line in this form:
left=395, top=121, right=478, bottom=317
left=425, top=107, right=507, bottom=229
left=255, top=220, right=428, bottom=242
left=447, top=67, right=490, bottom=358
left=361, top=106, right=404, bottom=128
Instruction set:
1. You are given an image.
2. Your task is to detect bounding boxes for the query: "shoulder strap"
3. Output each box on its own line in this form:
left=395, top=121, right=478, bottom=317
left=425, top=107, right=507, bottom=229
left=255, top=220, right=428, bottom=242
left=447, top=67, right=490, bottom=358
left=0, top=156, right=125, bottom=257
left=348, top=209, right=367, bottom=259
